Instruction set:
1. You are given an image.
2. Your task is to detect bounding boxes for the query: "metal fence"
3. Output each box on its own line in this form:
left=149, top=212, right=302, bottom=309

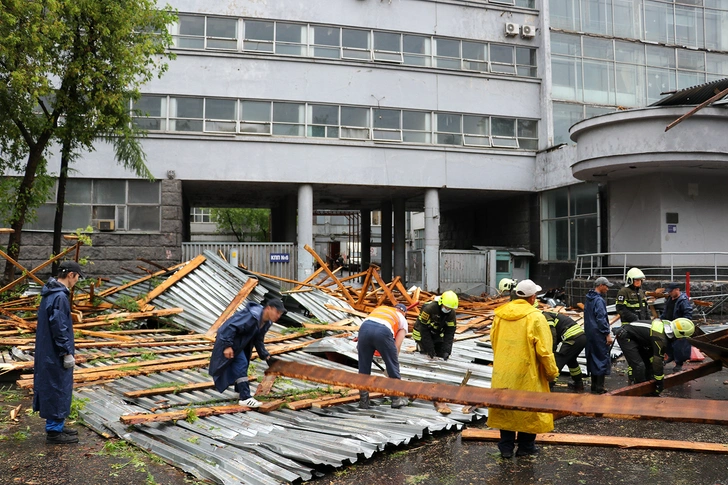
left=574, top=252, right=728, bottom=282
left=440, top=250, right=489, bottom=295
left=182, top=242, right=297, bottom=289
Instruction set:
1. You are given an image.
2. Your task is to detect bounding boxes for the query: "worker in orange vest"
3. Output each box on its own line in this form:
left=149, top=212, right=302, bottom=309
left=357, top=303, right=408, bottom=409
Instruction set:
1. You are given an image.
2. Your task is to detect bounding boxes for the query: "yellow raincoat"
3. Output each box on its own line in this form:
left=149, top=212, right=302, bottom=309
left=487, top=299, right=560, bottom=434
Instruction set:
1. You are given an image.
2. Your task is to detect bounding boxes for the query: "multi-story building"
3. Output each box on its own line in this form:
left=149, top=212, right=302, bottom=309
left=12, top=0, right=728, bottom=290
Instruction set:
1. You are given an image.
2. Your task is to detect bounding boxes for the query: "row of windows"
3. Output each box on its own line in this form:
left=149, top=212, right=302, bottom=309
left=132, top=96, right=539, bottom=150
left=551, top=33, right=728, bottom=108
left=24, top=180, right=161, bottom=232
left=552, top=0, right=728, bottom=51
left=456, top=0, right=536, bottom=7
left=172, top=15, right=538, bottom=77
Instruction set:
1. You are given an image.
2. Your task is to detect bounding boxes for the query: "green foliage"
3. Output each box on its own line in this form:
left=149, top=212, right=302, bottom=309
left=185, top=408, right=198, bottom=424
left=0, top=386, right=21, bottom=402
left=210, top=208, right=271, bottom=242
left=74, top=226, right=94, bottom=247
left=12, top=427, right=30, bottom=441
left=69, top=396, right=90, bottom=421
left=185, top=436, right=200, bottom=444
left=139, top=352, right=157, bottom=361
left=114, top=295, right=141, bottom=312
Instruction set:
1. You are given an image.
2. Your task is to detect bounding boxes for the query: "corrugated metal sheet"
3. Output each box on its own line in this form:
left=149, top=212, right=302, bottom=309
left=439, top=250, right=488, bottom=296
left=650, top=77, right=728, bottom=106
left=182, top=243, right=297, bottom=289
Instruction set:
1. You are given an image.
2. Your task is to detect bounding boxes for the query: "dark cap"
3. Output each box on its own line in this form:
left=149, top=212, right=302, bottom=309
left=665, top=282, right=681, bottom=291
left=394, top=303, right=407, bottom=313
left=58, top=261, right=86, bottom=279
left=594, top=277, right=614, bottom=287
left=265, top=298, right=286, bottom=313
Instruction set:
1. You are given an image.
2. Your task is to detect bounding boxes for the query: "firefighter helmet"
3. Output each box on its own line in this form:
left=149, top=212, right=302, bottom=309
left=439, top=290, right=459, bottom=310
left=498, top=278, right=517, bottom=293
left=672, top=318, right=695, bottom=339
left=626, top=267, right=646, bottom=286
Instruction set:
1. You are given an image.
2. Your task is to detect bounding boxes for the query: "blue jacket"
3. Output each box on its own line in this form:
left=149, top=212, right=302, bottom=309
left=208, top=303, right=271, bottom=392
left=33, top=278, right=75, bottom=420
left=584, top=289, right=611, bottom=376
left=661, top=292, right=693, bottom=320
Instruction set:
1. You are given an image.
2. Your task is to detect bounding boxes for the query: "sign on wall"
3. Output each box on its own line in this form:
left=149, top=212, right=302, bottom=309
left=270, top=253, right=290, bottom=263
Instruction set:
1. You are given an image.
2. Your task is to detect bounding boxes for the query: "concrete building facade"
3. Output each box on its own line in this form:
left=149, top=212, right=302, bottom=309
left=8, top=0, right=728, bottom=291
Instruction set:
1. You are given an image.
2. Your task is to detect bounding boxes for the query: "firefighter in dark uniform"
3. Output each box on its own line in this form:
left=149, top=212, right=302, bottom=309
left=616, top=318, right=694, bottom=394
left=616, top=267, right=650, bottom=383
left=543, top=311, right=586, bottom=392
left=413, top=290, right=458, bottom=360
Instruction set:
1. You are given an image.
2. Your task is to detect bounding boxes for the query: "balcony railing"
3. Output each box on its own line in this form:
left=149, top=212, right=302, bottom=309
left=574, top=252, right=728, bottom=282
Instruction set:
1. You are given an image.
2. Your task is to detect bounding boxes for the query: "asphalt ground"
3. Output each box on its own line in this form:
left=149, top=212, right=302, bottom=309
left=1, top=360, right=727, bottom=485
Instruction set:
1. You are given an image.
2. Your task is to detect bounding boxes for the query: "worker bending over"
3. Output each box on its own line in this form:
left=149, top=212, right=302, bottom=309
left=412, top=290, right=458, bottom=360
left=543, top=310, right=586, bottom=392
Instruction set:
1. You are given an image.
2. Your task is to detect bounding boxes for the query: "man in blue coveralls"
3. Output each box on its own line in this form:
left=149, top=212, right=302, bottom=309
left=34, top=260, right=85, bottom=444
left=209, top=298, right=286, bottom=408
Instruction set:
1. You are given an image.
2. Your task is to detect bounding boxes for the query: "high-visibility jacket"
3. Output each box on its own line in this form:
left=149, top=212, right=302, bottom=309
left=616, top=285, right=648, bottom=323
left=366, top=306, right=405, bottom=336
left=543, top=311, right=584, bottom=352
left=619, top=319, right=669, bottom=382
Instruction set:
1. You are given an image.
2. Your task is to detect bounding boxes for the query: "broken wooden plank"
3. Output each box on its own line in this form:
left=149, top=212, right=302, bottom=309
left=461, top=428, right=728, bottom=454
left=120, top=404, right=249, bottom=425
left=138, top=254, right=206, bottom=305
left=304, top=244, right=356, bottom=305
left=123, top=381, right=218, bottom=399
left=73, top=308, right=184, bottom=329
left=204, top=278, right=258, bottom=340
left=265, top=360, right=728, bottom=425
left=254, top=375, right=277, bottom=397
left=311, top=392, right=385, bottom=409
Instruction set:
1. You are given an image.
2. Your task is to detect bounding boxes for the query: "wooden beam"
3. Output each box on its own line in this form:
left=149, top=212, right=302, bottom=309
left=0, top=242, right=81, bottom=294
left=204, top=278, right=258, bottom=340
left=370, top=270, right=398, bottom=306
left=294, top=265, right=326, bottom=291
left=123, top=381, right=218, bottom=398
left=0, top=249, right=45, bottom=286
left=461, top=429, right=728, bottom=454
left=303, top=244, right=356, bottom=305
left=138, top=254, right=206, bottom=305
left=120, top=404, right=250, bottom=425
left=97, top=263, right=186, bottom=298
left=265, top=360, right=728, bottom=425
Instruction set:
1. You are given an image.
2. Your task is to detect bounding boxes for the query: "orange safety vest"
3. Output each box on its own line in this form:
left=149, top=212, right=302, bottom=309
left=367, top=306, right=402, bottom=335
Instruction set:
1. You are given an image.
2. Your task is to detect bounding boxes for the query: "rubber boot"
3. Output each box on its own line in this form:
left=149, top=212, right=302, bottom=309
left=567, top=379, right=584, bottom=392
left=594, top=375, right=607, bottom=394
left=359, top=391, right=371, bottom=409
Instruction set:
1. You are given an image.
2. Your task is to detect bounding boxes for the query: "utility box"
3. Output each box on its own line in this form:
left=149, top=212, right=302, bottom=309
left=474, top=246, right=533, bottom=292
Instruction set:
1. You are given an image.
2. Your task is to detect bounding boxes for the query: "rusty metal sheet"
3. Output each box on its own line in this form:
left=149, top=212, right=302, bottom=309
left=266, top=360, right=728, bottom=425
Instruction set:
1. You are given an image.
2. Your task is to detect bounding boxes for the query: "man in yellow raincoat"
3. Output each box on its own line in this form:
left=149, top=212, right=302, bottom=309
left=487, top=279, right=559, bottom=458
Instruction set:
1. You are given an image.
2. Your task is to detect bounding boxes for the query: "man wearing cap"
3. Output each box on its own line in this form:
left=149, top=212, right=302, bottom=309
left=584, top=277, right=614, bottom=394
left=487, top=279, right=559, bottom=458
left=357, top=303, right=409, bottom=409
left=209, top=298, right=286, bottom=408
left=661, top=282, right=693, bottom=372
left=34, top=260, right=86, bottom=444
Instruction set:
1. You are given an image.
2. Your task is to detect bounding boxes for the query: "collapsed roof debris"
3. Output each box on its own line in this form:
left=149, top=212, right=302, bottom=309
left=1, top=242, right=727, bottom=484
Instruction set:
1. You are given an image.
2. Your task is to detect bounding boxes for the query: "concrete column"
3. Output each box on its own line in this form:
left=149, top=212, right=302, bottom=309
left=380, top=200, right=392, bottom=281
left=393, top=198, right=406, bottom=281
left=361, top=209, right=371, bottom=273
left=297, top=184, right=314, bottom=281
left=424, top=189, right=440, bottom=292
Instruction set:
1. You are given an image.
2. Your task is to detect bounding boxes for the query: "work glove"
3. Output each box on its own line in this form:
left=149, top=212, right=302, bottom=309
left=266, top=355, right=279, bottom=366
left=63, top=354, right=75, bottom=369
left=654, top=379, right=664, bottom=396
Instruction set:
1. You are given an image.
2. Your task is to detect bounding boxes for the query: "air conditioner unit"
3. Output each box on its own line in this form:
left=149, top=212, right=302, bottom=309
left=521, top=24, right=536, bottom=38
left=96, top=219, right=115, bottom=231
left=505, top=22, right=520, bottom=37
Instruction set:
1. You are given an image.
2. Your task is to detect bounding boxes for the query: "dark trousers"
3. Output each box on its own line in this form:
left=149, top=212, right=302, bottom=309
left=618, top=335, right=652, bottom=383
left=668, top=339, right=691, bottom=365
left=498, top=430, right=537, bottom=454
left=221, top=351, right=251, bottom=399
left=358, top=320, right=401, bottom=379
left=555, top=334, right=586, bottom=381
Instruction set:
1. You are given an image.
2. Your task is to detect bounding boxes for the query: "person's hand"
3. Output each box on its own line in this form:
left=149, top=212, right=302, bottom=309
left=266, top=355, right=279, bottom=366
left=223, top=347, right=234, bottom=359
left=606, top=334, right=613, bottom=346
left=63, top=354, right=75, bottom=369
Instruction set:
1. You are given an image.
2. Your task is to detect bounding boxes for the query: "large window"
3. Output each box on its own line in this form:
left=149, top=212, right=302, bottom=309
left=168, top=16, right=539, bottom=78
left=191, top=207, right=212, bottom=223
left=23, top=180, right=161, bottom=232
left=134, top=95, right=540, bottom=151
left=541, top=184, right=598, bottom=261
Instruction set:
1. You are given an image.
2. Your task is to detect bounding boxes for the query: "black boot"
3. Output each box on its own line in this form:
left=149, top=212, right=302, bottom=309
left=359, top=391, right=371, bottom=409
left=46, top=431, right=79, bottom=444
left=594, top=375, right=607, bottom=394
left=567, top=379, right=584, bottom=392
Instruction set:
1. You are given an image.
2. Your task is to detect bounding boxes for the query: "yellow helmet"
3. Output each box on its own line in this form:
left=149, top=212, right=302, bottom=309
left=626, top=267, right=645, bottom=286
left=439, top=290, right=459, bottom=310
left=672, top=318, right=695, bottom=339
left=498, top=278, right=517, bottom=293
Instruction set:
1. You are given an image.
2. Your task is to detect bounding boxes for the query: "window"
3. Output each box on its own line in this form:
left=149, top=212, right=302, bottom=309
left=205, top=98, right=237, bottom=133
left=24, top=180, right=161, bottom=232
left=240, top=100, right=272, bottom=134
left=463, top=115, right=489, bottom=146
left=342, top=28, right=370, bottom=60
left=373, top=31, right=402, bottom=63
left=373, top=108, right=402, bottom=140
left=436, top=113, right=462, bottom=145
left=402, top=110, right=431, bottom=143
left=308, top=104, right=339, bottom=138
left=516, top=47, right=537, bottom=77
left=191, top=207, right=212, bottom=223
left=272, top=102, right=304, bottom=136
left=206, top=17, right=238, bottom=49
left=340, top=106, right=370, bottom=139
left=517, top=119, right=539, bottom=150
left=490, top=44, right=516, bottom=74
left=403, top=35, right=431, bottom=66
left=169, top=97, right=203, bottom=132
left=541, top=184, right=598, bottom=261
left=371, top=211, right=382, bottom=226
left=434, top=38, right=461, bottom=69
left=243, top=20, right=274, bottom=52
left=462, top=41, right=488, bottom=72
left=311, top=26, right=340, bottom=58
left=132, top=95, right=166, bottom=131
left=276, top=22, right=307, bottom=56
left=491, top=117, right=518, bottom=147
left=174, top=15, right=205, bottom=49
left=173, top=16, right=237, bottom=49
left=414, top=229, right=425, bottom=250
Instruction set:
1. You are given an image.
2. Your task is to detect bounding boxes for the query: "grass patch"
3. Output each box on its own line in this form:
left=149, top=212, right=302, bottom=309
left=69, top=396, right=90, bottom=421
left=405, top=474, right=430, bottom=484
left=12, top=427, right=29, bottom=441
left=0, top=386, right=21, bottom=402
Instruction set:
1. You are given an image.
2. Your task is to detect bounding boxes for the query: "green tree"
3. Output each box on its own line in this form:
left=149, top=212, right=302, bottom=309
left=211, top=208, right=271, bottom=242
left=0, top=0, right=176, bottom=283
